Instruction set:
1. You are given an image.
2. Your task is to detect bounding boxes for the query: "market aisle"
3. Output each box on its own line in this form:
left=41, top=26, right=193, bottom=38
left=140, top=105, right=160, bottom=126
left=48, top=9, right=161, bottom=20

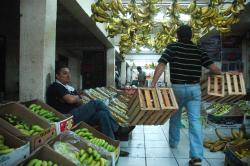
left=117, top=122, right=225, bottom=166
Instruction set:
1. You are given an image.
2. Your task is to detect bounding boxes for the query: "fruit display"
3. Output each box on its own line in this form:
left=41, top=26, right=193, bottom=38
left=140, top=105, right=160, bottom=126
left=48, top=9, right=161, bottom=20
left=1, top=113, right=44, bottom=136
left=74, top=128, right=116, bottom=152
left=74, top=147, right=108, bottom=166
left=84, top=89, right=108, bottom=100
left=26, top=159, right=58, bottom=166
left=28, top=104, right=60, bottom=123
left=91, top=0, right=247, bottom=55
left=234, top=148, right=250, bottom=159
left=53, top=141, right=108, bottom=166
left=203, top=125, right=250, bottom=152
left=211, top=103, right=233, bottom=116
left=0, top=134, right=15, bottom=155
left=238, top=100, right=250, bottom=115
left=83, top=87, right=117, bottom=100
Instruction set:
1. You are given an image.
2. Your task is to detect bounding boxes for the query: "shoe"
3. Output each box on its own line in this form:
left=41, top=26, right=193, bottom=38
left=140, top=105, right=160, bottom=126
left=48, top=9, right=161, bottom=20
left=116, top=126, right=135, bottom=136
left=120, top=150, right=129, bottom=157
left=189, top=158, right=202, bottom=166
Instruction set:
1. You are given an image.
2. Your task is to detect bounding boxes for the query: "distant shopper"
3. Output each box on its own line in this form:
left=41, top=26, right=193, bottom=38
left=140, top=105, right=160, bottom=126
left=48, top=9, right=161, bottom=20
left=137, top=66, right=146, bottom=87
left=46, top=63, right=134, bottom=141
left=151, top=25, right=221, bottom=166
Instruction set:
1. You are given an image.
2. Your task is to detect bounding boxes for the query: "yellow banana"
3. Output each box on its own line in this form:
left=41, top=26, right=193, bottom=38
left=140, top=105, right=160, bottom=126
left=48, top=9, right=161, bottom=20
left=117, top=0, right=126, bottom=15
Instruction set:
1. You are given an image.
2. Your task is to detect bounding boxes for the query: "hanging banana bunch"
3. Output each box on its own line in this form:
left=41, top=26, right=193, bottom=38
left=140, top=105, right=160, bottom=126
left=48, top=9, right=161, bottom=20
left=91, top=1, right=110, bottom=23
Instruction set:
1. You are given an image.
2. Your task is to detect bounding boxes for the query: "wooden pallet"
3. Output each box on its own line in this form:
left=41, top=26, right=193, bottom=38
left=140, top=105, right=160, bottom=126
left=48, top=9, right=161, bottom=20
left=128, top=88, right=178, bottom=125
left=201, top=72, right=246, bottom=103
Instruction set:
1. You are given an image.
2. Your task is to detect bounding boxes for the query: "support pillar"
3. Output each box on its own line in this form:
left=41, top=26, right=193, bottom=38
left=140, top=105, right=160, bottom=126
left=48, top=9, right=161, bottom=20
left=19, top=0, right=57, bottom=101
left=120, top=61, right=126, bottom=86
left=106, top=48, right=115, bottom=87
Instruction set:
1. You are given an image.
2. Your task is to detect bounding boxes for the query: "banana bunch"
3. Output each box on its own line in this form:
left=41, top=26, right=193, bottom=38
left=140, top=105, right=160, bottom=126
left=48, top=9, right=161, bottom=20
left=204, top=125, right=249, bottom=152
left=74, top=128, right=116, bottom=152
left=2, top=113, right=44, bottom=136
left=231, top=0, right=245, bottom=14
left=235, top=148, right=250, bottom=159
left=74, top=148, right=108, bottom=166
left=110, top=111, right=128, bottom=125
left=91, top=2, right=110, bottom=23
left=119, top=33, right=133, bottom=55
left=28, top=104, right=60, bottom=123
left=26, top=159, right=58, bottom=166
left=0, top=134, right=15, bottom=155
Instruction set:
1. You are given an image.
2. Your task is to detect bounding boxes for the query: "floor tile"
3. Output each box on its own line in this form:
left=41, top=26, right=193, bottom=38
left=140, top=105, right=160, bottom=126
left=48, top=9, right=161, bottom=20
left=146, top=147, right=174, bottom=157
left=117, top=157, right=146, bottom=166
left=122, top=148, right=145, bottom=157
left=206, top=158, right=224, bottom=166
left=204, top=148, right=225, bottom=159
left=131, top=133, right=144, bottom=140
left=121, top=140, right=145, bottom=148
left=145, top=140, right=169, bottom=148
left=147, top=157, right=178, bottom=166
left=132, top=126, right=144, bottom=134
left=177, top=158, right=210, bottom=166
left=145, top=133, right=167, bottom=141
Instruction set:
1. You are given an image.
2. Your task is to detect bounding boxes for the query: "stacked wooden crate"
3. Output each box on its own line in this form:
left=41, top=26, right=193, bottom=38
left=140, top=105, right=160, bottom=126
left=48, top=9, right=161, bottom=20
left=128, top=88, right=178, bottom=125
left=201, top=72, right=246, bottom=103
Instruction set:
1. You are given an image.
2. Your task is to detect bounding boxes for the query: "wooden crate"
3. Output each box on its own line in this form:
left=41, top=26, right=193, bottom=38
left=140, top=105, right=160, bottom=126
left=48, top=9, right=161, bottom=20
left=201, top=72, right=246, bottom=103
left=226, top=72, right=246, bottom=95
left=128, top=88, right=178, bottom=125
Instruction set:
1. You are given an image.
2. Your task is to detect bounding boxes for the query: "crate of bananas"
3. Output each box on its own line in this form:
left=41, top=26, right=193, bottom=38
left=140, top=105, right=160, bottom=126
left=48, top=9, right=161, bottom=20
left=207, top=103, right=244, bottom=125
left=224, top=139, right=250, bottom=166
left=20, top=145, right=75, bottom=166
left=0, top=127, right=30, bottom=166
left=22, top=99, right=74, bottom=134
left=72, top=122, right=120, bottom=166
left=0, top=102, right=55, bottom=151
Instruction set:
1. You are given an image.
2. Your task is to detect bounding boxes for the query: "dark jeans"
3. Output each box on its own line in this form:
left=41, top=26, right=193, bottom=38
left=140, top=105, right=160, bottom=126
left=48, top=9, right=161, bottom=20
left=70, top=100, right=119, bottom=139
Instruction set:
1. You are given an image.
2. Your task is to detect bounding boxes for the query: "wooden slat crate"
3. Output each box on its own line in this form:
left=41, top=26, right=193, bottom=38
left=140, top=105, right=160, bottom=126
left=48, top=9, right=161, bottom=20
left=128, top=88, right=178, bottom=125
left=201, top=72, right=246, bottom=103
left=226, top=72, right=246, bottom=95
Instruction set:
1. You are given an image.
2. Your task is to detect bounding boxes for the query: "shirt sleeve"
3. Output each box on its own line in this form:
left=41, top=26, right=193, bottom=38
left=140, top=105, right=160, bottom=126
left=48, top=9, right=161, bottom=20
left=158, top=44, right=175, bottom=64
left=201, top=50, right=214, bottom=68
left=56, top=84, right=70, bottom=99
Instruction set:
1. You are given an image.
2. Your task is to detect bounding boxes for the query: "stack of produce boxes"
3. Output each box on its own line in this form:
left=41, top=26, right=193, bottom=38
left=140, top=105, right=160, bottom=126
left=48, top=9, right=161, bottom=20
left=22, top=99, right=74, bottom=135
left=0, top=102, right=55, bottom=152
left=71, top=122, right=120, bottom=166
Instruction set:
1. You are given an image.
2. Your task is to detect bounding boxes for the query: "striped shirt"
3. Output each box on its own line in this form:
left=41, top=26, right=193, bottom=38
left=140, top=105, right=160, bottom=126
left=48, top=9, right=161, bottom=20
left=158, top=41, right=213, bottom=84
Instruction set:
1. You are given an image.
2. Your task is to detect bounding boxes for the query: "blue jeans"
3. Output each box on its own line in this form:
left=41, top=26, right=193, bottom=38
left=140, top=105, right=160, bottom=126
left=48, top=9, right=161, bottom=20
left=169, top=84, right=203, bottom=159
left=70, top=100, right=119, bottom=139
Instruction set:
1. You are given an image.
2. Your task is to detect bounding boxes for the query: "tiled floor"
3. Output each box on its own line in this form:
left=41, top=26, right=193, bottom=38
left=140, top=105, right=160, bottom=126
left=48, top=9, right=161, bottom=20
left=117, top=122, right=226, bottom=166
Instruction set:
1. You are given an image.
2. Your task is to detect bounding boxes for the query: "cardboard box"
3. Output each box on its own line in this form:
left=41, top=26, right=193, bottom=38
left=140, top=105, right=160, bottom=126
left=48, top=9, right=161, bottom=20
left=0, top=102, right=56, bottom=152
left=22, top=99, right=74, bottom=134
left=19, top=145, right=75, bottom=166
left=48, top=131, right=111, bottom=166
left=72, top=122, right=120, bottom=166
left=225, top=140, right=250, bottom=166
left=0, top=127, right=30, bottom=166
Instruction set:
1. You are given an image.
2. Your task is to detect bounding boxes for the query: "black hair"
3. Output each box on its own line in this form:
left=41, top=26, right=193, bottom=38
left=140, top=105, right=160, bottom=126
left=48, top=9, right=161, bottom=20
left=177, top=25, right=192, bottom=42
left=55, top=61, right=68, bottom=75
left=137, top=66, right=142, bottom=70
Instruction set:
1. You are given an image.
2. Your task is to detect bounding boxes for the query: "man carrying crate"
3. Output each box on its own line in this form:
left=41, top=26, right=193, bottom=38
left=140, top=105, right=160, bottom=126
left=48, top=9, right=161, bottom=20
left=151, top=25, right=221, bottom=166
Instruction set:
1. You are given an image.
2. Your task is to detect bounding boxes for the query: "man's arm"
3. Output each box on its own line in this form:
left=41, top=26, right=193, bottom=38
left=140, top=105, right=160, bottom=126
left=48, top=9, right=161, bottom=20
left=151, top=63, right=166, bottom=87
left=63, top=94, right=81, bottom=104
left=208, top=63, right=221, bottom=75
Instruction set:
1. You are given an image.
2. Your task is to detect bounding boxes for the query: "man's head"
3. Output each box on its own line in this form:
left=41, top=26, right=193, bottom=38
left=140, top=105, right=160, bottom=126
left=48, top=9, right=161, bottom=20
left=137, top=66, right=142, bottom=72
left=177, top=25, right=192, bottom=42
left=55, top=63, right=71, bottom=85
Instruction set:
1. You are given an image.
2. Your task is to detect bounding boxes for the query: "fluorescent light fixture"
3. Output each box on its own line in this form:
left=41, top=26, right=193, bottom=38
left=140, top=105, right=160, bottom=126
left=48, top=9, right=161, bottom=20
left=179, top=14, right=190, bottom=21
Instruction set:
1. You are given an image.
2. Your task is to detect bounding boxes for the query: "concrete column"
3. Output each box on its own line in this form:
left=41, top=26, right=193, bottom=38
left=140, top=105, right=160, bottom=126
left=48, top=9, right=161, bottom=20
left=68, top=57, right=81, bottom=90
left=242, top=38, right=250, bottom=89
left=120, top=61, right=126, bottom=85
left=127, top=66, right=132, bottom=84
left=19, top=0, right=57, bottom=101
left=106, top=48, right=115, bottom=86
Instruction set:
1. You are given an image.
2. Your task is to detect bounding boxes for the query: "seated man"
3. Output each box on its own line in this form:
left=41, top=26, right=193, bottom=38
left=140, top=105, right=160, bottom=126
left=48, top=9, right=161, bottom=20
left=46, top=63, right=134, bottom=141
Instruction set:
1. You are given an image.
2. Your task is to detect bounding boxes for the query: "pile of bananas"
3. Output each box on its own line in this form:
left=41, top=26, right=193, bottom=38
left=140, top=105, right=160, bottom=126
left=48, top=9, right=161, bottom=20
left=28, top=104, right=60, bottom=123
left=234, top=147, right=250, bottom=159
left=91, top=0, right=246, bottom=55
left=0, top=134, right=15, bottom=155
left=26, top=159, right=58, bottom=166
left=204, top=125, right=249, bottom=152
left=211, top=103, right=233, bottom=116
left=74, top=128, right=116, bottom=152
left=74, top=148, right=108, bottom=166
left=1, top=113, right=44, bottom=136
